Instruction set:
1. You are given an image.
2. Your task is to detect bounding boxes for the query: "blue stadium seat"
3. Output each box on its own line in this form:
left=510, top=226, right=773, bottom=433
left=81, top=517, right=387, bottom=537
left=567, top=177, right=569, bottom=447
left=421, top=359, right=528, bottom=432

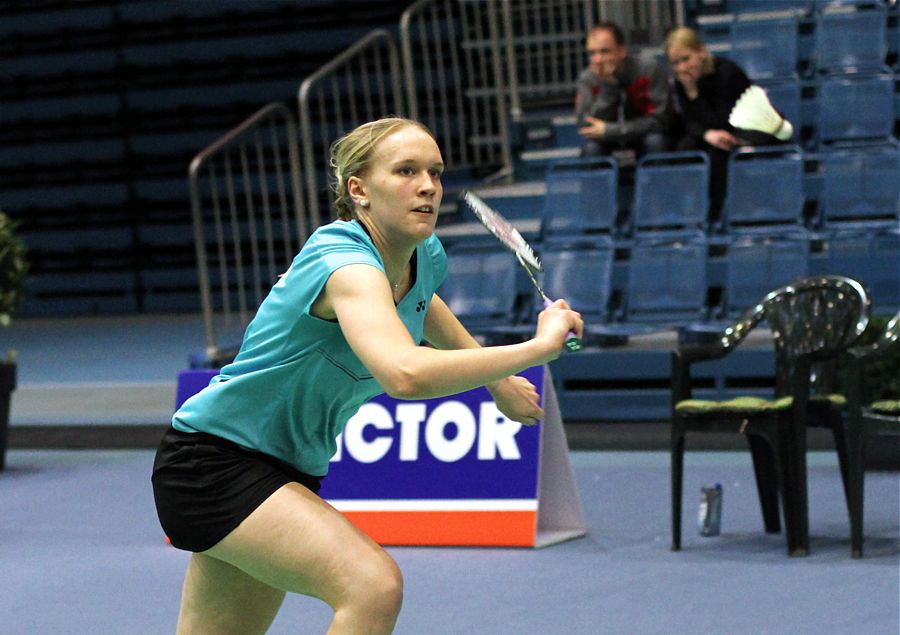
left=439, top=245, right=520, bottom=335
left=817, top=72, right=895, bottom=144
left=818, top=141, right=900, bottom=228
left=485, top=237, right=616, bottom=345
left=820, top=228, right=900, bottom=314
left=539, top=237, right=615, bottom=325
left=631, top=151, right=709, bottom=235
left=725, top=231, right=810, bottom=317
left=541, top=157, right=618, bottom=238
left=620, top=231, right=708, bottom=328
left=723, top=146, right=806, bottom=233
left=815, top=4, right=888, bottom=75
left=730, top=15, right=800, bottom=81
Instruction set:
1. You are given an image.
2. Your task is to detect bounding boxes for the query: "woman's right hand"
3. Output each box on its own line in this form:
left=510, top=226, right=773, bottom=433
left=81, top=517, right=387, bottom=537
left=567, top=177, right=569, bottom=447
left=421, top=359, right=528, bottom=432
left=703, top=129, right=738, bottom=151
left=534, top=299, right=583, bottom=360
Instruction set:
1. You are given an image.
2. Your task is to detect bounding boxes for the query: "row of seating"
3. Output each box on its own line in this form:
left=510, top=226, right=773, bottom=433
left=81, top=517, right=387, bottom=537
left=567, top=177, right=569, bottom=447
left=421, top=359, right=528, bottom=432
left=515, top=71, right=899, bottom=163
left=507, top=142, right=899, bottom=240
left=439, top=228, right=900, bottom=345
left=0, top=2, right=400, bottom=317
left=696, top=2, right=898, bottom=78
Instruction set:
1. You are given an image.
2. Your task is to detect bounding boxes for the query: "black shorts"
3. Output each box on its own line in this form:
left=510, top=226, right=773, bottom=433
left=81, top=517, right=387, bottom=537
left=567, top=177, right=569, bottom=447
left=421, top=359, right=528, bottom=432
left=151, top=426, right=323, bottom=552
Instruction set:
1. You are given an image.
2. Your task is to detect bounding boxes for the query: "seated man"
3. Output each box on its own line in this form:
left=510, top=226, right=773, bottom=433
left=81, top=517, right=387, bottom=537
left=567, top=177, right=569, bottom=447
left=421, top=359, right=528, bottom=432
left=576, top=22, right=669, bottom=160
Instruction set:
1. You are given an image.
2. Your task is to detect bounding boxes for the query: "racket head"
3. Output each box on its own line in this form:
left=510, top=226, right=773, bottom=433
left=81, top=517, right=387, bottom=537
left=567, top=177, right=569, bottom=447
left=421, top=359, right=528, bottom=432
left=462, top=191, right=543, bottom=273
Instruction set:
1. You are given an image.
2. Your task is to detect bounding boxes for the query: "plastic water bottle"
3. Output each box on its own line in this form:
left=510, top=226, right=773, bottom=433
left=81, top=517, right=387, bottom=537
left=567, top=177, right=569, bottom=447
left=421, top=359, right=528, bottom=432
left=698, top=483, right=723, bottom=537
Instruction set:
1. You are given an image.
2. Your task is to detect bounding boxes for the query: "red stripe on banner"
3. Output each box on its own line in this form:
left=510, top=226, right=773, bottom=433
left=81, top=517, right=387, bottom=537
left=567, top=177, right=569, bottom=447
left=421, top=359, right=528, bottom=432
left=342, top=510, right=538, bottom=547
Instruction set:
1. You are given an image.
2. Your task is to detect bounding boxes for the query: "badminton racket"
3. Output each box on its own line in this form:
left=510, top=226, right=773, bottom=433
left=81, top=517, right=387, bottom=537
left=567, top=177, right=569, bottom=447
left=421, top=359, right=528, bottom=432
left=462, top=191, right=582, bottom=352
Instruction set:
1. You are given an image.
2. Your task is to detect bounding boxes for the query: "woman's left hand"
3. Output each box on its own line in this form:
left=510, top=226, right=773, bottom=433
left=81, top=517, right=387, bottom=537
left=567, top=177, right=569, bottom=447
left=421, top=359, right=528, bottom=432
left=488, top=375, right=544, bottom=426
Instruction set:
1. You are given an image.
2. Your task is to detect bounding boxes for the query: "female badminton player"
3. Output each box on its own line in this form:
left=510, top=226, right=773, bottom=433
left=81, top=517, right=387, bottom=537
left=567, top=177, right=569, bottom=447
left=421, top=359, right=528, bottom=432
left=151, top=117, right=583, bottom=634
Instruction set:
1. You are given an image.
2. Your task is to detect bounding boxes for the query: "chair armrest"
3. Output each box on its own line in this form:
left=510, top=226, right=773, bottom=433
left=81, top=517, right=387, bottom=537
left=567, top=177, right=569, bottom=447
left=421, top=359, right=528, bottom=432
left=675, top=342, right=733, bottom=364
left=671, top=343, right=728, bottom=402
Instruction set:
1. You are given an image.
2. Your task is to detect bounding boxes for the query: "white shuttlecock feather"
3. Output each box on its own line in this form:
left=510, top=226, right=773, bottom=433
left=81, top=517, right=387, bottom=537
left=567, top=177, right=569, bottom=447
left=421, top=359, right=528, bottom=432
left=729, top=85, right=793, bottom=142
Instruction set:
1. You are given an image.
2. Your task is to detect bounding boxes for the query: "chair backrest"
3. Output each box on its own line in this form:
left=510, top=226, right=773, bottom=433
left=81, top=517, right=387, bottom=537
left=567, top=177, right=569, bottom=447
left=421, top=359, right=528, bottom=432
left=625, top=232, right=708, bottom=324
left=817, top=72, right=894, bottom=144
left=819, top=141, right=900, bottom=227
left=724, top=146, right=805, bottom=232
left=761, top=275, right=870, bottom=395
left=440, top=245, right=518, bottom=331
left=726, top=232, right=810, bottom=318
left=538, top=237, right=614, bottom=322
left=815, top=4, right=888, bottom=75
left=873, top=310, right=900, bottom=354
left=730, top=15, right=799, bottom=81
left=542, top=157, right=618, bottom=238
left=631, top=151, right=709, bottom=234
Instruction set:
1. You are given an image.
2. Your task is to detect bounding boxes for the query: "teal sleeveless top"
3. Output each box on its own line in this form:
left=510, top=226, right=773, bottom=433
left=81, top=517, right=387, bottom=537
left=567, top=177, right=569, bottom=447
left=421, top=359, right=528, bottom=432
left=173, top=219, right=448, bottom=476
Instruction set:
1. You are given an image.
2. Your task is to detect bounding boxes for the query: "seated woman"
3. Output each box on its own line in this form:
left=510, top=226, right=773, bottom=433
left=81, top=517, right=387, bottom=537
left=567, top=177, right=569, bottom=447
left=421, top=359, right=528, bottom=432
left=664, top=26, right=785, bottom=218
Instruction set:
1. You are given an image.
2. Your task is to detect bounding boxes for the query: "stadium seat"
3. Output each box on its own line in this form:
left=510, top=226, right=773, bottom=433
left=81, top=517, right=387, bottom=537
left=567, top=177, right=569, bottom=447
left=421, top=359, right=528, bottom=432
left=814, top=4, right=888, bottom=75
left=730, top=15, right=800, bottom=81
left=821, top=228, right=900, bottom=314
left=487, top=237, right=616, bottom=345
left=725, top=231, right=810, bottom=318
left=541, top=157, right=618, bottom=239
left=817, top=72, right=895, bottom=144
left=818, top=141, right=900, bottom=228
left=723, top=146, right=806, bottom=233
left=630, top=151, right=709, bottom=235
left=619, top=231, right=708, bottom=329
left=539, top=237, right=615, bottom=325
left=438, top=244, right=520, bottom=335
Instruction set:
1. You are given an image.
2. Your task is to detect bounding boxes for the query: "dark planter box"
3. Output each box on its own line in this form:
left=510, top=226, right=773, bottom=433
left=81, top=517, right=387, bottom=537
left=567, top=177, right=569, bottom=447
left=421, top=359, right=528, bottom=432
left=0, top=362, right=16, bottom=470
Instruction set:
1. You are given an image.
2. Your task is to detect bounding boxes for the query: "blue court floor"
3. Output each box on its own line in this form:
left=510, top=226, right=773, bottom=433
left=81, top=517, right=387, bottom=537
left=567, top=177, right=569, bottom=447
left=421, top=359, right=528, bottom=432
left=1, top=449, right=897, bottom=634
left=1, top=314, right=897, bottom=634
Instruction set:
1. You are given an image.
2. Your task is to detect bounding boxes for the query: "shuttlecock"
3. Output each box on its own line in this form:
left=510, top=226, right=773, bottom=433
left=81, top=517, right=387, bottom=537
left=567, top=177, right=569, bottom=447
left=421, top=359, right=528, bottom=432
left=729, top=85, right=793, bottom=142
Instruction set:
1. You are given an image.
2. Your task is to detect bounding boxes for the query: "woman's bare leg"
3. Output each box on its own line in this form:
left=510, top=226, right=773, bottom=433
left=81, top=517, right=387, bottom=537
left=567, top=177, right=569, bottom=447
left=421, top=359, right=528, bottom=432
left=177, top=553, right=285, bottom=635
left=177, top=482, right=403, bottom=634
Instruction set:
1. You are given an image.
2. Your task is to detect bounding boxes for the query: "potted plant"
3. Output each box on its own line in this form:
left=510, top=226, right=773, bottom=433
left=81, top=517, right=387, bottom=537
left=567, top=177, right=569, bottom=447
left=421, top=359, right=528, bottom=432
left=0, top=210, right=28, bottom=470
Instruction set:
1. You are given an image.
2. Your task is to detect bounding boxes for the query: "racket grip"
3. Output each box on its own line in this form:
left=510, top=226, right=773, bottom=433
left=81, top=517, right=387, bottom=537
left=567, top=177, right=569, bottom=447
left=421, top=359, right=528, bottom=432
left=542, top=298, right=582, bottom=353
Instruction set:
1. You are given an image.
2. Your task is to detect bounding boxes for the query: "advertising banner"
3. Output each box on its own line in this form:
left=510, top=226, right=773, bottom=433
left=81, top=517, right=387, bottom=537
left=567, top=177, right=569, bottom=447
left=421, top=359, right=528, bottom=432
left=175, top=365, right=585, bottom=547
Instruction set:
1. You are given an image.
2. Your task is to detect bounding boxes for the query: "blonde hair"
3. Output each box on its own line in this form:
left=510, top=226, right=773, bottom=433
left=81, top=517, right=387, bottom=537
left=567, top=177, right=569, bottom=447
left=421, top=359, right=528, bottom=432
left=664, top=26, right=714, bottom=75
left=329, top=117, right=437, bottom=221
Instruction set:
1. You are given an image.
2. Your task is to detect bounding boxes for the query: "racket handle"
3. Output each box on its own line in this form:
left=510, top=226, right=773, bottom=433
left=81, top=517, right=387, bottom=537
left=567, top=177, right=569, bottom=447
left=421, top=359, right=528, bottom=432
left=542, top=298, right=582, bottom=353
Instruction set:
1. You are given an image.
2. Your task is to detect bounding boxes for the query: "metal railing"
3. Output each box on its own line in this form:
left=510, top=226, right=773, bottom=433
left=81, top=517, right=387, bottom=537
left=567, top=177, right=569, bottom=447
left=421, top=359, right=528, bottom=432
left=401, top=0, right=514, bottom=180
left=399, top=0, right=683, bottom=182
left=298, top=28, right=404, bottom=228
left=188, top=102, right=305, bottom=362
